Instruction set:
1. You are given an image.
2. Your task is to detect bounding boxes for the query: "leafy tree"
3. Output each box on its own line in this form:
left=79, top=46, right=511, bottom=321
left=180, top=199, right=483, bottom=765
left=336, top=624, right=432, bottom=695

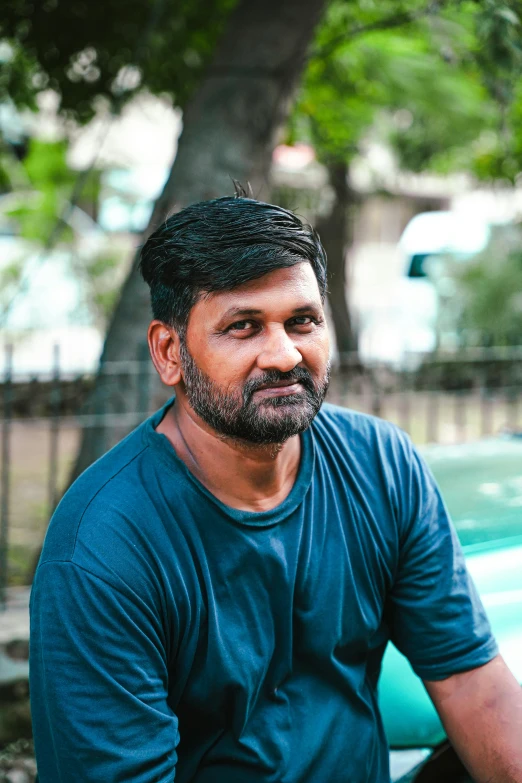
left=285, top=1, right=522, bottom=361
left=455, top=224, right=522, bottom=345
left=1, top=0, right=503, bottom=362
left=0, top=138, right=123, bottom=331
left=2, top=0, right=330, bottom=481
left=4, top=0, right=522, bottom=476
left=1, top=0, right=237, bottom=120
left=3, top=139, right=91, bottom=239
left=386, top=2, right=522, bottom=180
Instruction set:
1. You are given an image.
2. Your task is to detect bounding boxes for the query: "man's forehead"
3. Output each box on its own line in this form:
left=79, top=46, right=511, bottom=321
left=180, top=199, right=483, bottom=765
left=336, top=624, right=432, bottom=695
left=201, top=262, right=322, bottom=312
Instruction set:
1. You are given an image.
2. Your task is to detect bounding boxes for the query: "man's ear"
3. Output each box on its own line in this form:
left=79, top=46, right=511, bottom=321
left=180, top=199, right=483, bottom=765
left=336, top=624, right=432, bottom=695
left=147, top=320, right=183, bottom=387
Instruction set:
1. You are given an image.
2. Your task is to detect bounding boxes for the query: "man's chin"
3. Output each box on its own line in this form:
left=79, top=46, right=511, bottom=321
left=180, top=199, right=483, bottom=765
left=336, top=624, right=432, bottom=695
left=233, top=405, right=321, bottom=444
left=255, top=393, right=310, bottom=409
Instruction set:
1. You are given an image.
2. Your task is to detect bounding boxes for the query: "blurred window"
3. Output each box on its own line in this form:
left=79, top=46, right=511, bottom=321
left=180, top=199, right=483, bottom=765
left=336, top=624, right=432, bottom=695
left=407, top=253, right=432, bottom=278
left=407, top=251, right=474, bottom=278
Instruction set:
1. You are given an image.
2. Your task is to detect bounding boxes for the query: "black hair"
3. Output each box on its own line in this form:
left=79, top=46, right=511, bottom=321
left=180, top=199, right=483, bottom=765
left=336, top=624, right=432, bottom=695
left=139, top=195, right=327, bottom=335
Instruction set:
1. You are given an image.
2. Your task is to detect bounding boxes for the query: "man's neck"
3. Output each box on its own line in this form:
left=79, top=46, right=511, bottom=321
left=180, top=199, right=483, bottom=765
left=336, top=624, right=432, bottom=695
left=156, top=401, right=302, bottom=513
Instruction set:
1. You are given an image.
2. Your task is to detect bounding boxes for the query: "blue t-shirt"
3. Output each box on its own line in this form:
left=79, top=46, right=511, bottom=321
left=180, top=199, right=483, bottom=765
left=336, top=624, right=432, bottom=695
left=30, top=402, right=497, bottom=782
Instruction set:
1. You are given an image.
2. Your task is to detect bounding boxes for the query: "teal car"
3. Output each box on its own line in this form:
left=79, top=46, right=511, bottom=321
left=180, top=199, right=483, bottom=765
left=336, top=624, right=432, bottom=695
left=381, top=435, right=522, bottom=782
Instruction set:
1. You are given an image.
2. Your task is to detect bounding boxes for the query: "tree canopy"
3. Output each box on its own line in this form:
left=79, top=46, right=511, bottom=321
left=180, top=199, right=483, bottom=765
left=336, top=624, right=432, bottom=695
left=3, top=0, right=522, bottom=468
left=3, top=0, right=522, bottom=182
left=290, top=1, right=522, bottom=181
left=1, top=0, right=237, bottom=120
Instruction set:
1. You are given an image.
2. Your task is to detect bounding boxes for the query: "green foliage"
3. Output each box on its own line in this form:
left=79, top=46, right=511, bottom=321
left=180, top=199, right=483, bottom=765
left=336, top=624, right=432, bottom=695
left=0, top=137, right=121, bottom=330
left=2, top=139, right=100, bottom=243
left=291, top=0, right=522, bottom=182
left=4, top=139, right=73, bottom=242
left=290, top=38, right=380, bottom=162
left=0, top=40, right=39, bottom=110
left=0, top=261, right=24, bottom=323
left=475, top=0, right=522, bottom=101
left=5, top=0, right=521, bottom=182
left=23, top=138, right=72, bottom=189
left=1, top=0, right=238, bottom=121
left=294, top=4, right=483, bottom=166
left=0, top=260, right=23, bottom=293
left=455, top=225, right=522, bottom=345
left=0, top=158, right=12, bottom=191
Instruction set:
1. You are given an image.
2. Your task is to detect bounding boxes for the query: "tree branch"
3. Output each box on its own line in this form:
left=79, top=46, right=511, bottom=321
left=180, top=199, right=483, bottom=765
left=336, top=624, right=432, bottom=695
left=313, top=1, right=447, bottom=61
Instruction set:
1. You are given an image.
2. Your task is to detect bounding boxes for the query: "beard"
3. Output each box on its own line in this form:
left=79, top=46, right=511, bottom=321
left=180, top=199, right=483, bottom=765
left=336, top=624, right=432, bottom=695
left=178, top=341, right=330, bottom=445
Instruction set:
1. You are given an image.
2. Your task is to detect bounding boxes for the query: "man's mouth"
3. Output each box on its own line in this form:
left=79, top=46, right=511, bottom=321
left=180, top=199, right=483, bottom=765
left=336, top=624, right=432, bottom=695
left=254, top=380, right=303, bottom=397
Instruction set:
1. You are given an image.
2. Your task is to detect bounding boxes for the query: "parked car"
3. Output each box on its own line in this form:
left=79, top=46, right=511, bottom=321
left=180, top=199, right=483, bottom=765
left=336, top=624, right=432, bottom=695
left=359, top=210, right=492, bottom=368
left=382, top=433, right=522, bottom=781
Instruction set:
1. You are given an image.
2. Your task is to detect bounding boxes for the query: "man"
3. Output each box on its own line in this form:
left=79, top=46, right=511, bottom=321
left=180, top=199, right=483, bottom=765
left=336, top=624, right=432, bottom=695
left=30, top=195, right=522, bottom=782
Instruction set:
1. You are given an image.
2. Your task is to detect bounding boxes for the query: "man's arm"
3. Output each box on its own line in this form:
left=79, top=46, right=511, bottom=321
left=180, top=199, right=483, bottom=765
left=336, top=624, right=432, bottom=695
left=425, top=655, right=522, bottom=783
left=30, top=559, right=179, bottom=782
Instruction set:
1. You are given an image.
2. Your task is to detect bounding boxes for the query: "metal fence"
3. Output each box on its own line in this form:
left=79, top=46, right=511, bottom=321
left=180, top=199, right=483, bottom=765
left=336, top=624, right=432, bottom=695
left=1, top=342, right=522, bottom=603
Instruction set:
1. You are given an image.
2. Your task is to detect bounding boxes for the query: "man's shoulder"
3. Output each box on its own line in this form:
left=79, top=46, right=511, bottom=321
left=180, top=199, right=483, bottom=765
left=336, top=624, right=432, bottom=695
left=314, top=402, right=407, bottom=447
left=313, top=403, right=415, bottom=483
left=39, top=419, right=156, bottom=568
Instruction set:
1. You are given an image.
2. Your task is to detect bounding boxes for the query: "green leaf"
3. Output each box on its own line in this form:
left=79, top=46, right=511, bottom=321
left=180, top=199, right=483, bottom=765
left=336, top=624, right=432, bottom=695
left=495, top=8, right=520, bottom=25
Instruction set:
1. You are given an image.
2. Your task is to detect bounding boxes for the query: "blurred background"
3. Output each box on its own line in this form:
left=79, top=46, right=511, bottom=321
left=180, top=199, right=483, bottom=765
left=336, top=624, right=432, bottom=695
left=2, top=0, right=522, bottom=778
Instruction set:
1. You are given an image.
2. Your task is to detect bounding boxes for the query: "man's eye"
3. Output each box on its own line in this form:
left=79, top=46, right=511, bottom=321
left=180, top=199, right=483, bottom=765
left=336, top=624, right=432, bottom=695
left=290, top=316, right=315, bottom=326
left=228, top=320, right=254, bottom=332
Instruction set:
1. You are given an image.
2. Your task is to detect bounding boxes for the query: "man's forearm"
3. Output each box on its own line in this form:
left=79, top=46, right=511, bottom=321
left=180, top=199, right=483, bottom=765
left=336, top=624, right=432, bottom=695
left=425, top=655, right=522, bottom=783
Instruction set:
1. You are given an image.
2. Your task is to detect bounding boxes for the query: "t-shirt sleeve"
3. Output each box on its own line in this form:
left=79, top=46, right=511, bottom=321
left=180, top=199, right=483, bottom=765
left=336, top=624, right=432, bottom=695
left=30, top=559, right=179, bottom=782
left=388, top=437, right=498, bottom=681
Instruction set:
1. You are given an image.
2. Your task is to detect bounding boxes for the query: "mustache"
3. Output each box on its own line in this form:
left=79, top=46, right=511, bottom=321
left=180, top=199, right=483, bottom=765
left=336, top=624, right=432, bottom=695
left=242, top=367, right=316, bottom=402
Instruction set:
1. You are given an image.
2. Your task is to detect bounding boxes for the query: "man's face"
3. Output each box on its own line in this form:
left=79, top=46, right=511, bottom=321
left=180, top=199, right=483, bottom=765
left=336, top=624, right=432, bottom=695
left=178, top=262, right=331, bottom=445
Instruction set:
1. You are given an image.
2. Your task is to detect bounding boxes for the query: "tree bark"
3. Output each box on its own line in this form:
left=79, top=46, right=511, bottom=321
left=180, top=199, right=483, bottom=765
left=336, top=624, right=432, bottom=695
left=70, top=0, right=328, bottom=482
left=316, top=160, right=359, bottom=367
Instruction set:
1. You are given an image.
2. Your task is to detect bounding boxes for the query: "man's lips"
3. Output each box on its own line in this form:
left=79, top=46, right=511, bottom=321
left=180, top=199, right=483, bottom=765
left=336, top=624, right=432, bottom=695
left=253, top=381, right=303, bottom=397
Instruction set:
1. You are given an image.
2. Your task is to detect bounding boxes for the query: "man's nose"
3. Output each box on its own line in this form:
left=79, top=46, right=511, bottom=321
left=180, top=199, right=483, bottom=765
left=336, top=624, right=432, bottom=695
left=256, top=327, right=302, bottom=373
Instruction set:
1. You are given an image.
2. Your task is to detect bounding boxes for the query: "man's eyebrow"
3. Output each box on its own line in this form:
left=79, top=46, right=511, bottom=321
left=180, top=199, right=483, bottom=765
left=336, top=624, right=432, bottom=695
left=291, top=304, right=322, bottom=314
left=220, top=303, right=321, bottom=320
left=220, top=307, right=264, bottom=320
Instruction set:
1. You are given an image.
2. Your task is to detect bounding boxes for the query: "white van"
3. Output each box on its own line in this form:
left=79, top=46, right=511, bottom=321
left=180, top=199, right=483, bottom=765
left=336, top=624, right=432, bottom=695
left=358, top=210, right=491, bottom=367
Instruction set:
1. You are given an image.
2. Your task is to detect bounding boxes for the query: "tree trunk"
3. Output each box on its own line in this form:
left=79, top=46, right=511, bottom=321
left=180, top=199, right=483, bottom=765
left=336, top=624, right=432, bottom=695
left=316, top=160, right=359, bottom=367
left=70, top=0, right=328, bottom=482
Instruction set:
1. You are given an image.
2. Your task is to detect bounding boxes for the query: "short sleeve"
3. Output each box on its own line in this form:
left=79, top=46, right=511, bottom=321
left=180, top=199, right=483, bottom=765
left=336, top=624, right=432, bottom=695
left=30, top=560, right=179, bottom=782
left=388, top=440, right=498, bottom=681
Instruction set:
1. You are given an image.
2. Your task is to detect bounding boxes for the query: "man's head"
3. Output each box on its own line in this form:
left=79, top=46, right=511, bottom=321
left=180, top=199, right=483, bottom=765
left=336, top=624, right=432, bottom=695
left=140, top=196, right=330, bottom=445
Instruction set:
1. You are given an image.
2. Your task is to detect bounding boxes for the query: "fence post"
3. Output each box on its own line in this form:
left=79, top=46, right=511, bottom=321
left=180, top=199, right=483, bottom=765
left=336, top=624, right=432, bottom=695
left=0, top=344, right=13, bottom=610
left=48, top=344, right=61, bottom=517
left=454, top=390, right=466, bottom=443
left=368, top=368, right=382, bottom=419
left=398, top=372, right=412, bottom=436
left=480, top=375, right=493, bottom=437
left=507, top=385, right=518, bottom=432
left=426, top=390, right=439, bottom=444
